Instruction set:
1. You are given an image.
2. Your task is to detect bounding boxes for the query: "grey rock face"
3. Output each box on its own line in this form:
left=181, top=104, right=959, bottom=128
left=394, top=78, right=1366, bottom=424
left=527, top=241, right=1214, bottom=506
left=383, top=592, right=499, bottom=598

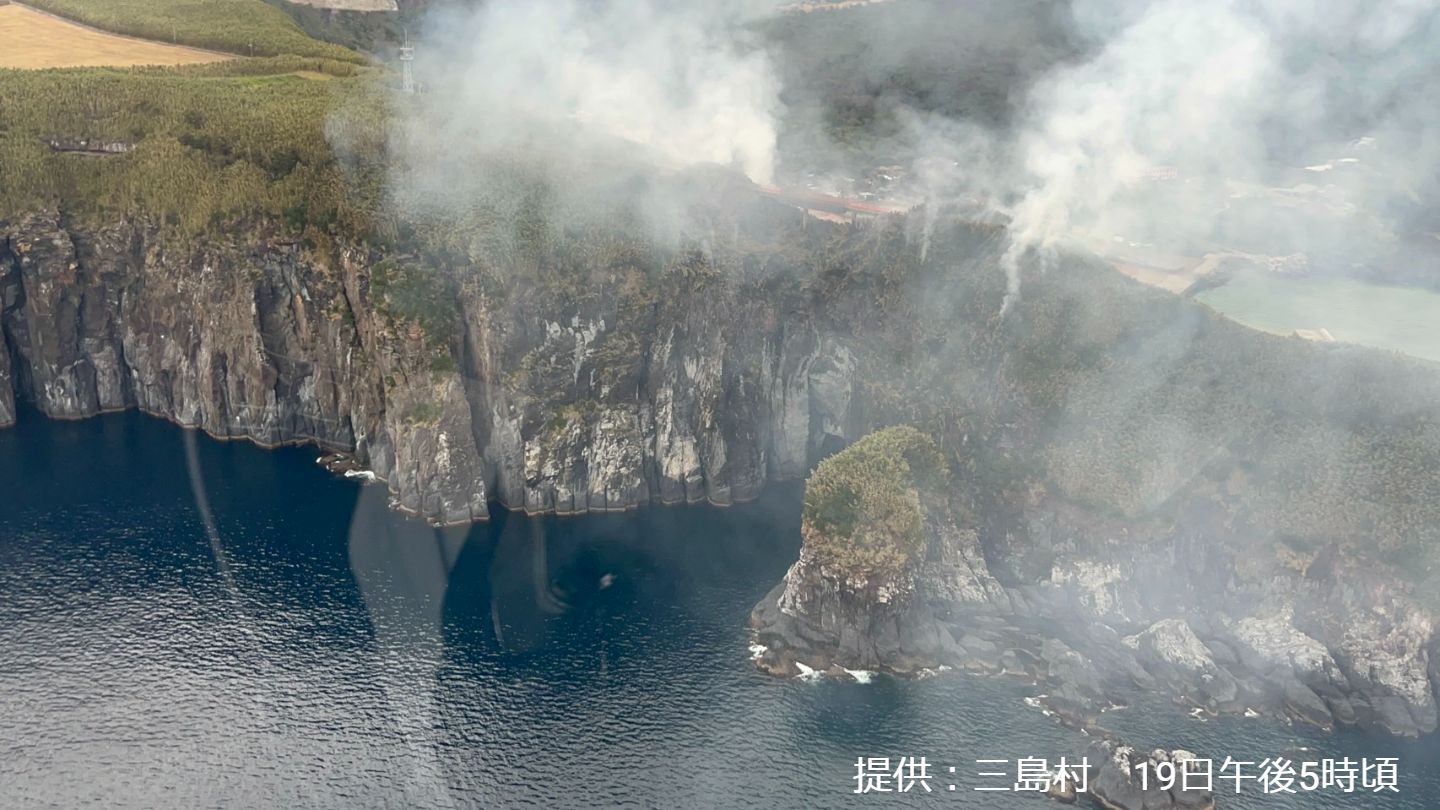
left=756, top=477, right=1440, bottom=738
left=1128, top=619, right=1241, bottom=712
left=772, top=545, right=930, bottom=671
left=0, top=211, right=859, bottom=525
left=0, top=251, right=13, bottom=428
left=1085, top=741, right=1215, bottom=810
left=5, top=206, right=1438, bottom=741
left=1292, top=553, right=1439, bottom=737
left=752, top=485, right=996, bottom=677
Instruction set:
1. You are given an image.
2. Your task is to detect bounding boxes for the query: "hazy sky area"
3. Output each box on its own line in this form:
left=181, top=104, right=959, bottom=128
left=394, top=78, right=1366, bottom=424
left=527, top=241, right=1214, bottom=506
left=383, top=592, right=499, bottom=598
left=386, top=0, right=1440, bottom=303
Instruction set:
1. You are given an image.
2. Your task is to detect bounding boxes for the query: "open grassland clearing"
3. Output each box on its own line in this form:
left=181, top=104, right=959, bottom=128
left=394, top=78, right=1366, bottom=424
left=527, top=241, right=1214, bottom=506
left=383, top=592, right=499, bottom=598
left=0, top=0, right=381, bottom=235
left=0, top=65, right=390, bottom=238
left=0, top=4, right=231, bottom=68
left=20, top=0, right=364, bottom=62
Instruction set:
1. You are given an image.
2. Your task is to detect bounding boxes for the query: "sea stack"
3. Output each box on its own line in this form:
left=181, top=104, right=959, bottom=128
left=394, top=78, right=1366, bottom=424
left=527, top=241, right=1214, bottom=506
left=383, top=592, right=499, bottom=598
left=750, top=425, right=974, bottom=675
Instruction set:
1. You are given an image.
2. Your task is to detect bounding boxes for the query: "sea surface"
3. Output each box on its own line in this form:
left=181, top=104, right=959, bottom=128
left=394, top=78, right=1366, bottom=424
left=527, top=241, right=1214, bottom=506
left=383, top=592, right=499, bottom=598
left=2, top=411, right=1437, bottom=809
left=1197, top=273, right=1440, bottom=363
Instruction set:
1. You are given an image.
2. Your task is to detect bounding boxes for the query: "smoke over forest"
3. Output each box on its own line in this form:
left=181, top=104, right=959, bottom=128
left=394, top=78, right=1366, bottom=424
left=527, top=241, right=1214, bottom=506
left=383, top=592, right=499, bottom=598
left=1002, top=0, right=1440, bottom=295
left=387, top=0, right=1440, bottom=299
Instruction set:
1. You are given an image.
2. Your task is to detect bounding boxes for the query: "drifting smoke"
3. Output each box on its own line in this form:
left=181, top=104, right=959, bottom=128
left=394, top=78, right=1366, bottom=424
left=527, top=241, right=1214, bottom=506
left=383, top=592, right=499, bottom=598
left=995, top=0, right=1440, bottom=310
left=391, top=0, right=784, bottom=236
left=377, top=0, right=1440, bottom=306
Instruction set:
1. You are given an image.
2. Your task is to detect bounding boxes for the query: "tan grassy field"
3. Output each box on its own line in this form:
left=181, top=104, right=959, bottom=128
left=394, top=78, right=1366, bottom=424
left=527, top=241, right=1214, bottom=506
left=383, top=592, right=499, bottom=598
left=0, top=4, right=231, bottom=68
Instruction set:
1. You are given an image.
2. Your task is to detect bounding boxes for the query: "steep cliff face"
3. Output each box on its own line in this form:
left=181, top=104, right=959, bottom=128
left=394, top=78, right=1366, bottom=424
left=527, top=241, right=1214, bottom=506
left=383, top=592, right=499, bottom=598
left=0, top=207, right=864, bottom=523
left=7, top=201, right=1440, bottom=738
left=754, top=448, right=1440, bottom=738
left=751, top=496, right=1001, bottom=673
left=751, top=425, right=1004, bottom=673
left=0, top=286, right=13, bottom=428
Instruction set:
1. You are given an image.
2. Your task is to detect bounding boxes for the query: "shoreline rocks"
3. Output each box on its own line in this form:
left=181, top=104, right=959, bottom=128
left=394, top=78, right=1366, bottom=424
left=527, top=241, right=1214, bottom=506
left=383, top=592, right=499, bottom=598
left=752, top=431, right=1440, bottom=741
left=4, top=200, right=1438, bottom=743
left=1085, top=741, right=1216, bottom=810
left=751, top=427, right=973, bottom=675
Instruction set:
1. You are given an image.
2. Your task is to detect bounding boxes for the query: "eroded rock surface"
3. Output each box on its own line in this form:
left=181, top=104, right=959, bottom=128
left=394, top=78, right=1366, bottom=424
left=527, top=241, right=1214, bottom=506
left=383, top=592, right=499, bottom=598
left=5, top=199, right=1439, bottom=740
left=753, top=430, right=1440, bottom=739
left=0, top=207, right=863, bottom=523
left=1085, top=740, right=1215, bottom=810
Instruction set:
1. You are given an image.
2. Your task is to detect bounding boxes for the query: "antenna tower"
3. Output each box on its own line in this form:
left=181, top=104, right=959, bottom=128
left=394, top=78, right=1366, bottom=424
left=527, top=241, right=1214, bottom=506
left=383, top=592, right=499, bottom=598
left=399, top=28, right=415, bottom=94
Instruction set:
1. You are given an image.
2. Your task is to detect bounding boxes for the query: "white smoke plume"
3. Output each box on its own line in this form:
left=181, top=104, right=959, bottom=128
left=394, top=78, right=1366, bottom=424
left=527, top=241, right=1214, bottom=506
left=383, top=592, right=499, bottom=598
left=400, top=0, right=783, bottom=187
left=995, top=0, right=1440, bottom=310
left=374, top=0, right=1439, bottom=306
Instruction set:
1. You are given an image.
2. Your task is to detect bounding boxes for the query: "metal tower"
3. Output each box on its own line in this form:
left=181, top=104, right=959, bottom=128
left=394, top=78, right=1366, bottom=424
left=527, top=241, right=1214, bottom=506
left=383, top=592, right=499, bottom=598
left=399, top=29, right=415, bottom=94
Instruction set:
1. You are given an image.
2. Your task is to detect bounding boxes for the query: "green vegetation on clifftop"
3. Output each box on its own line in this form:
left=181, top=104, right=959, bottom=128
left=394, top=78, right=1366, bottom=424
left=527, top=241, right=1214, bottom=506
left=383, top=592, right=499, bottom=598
left=0, top=65, right=387, bottom=240
left=22, top=0, right=365, bottom=62
left=802, top=425, right=948, bottom=578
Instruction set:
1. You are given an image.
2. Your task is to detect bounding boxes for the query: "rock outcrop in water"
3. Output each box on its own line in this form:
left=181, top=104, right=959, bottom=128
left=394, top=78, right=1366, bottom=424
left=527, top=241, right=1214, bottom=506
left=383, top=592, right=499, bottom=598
left=1083, top=740, right=1216, bottom=810
left=753, top=431, right=1440, bottom=738
left=750, top=426, right=1002, bottom=673
left=5, top=195, right=1440, bottom=739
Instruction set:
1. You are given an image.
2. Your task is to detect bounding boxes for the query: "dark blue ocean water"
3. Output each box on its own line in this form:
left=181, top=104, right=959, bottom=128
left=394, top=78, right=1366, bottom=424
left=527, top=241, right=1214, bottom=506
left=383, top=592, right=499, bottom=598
left=1, top=411, right=1436, bottom=808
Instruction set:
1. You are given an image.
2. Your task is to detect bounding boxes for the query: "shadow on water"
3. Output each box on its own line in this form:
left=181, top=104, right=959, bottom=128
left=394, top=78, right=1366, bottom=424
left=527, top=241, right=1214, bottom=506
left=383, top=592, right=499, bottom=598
left=433, top=493, right=804, bottom=665
left=5, top=407, right=1440, bottom=808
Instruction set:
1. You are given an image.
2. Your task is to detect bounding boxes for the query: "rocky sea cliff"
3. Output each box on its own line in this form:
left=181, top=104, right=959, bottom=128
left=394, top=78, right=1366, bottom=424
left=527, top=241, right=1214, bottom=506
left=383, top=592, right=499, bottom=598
left=0, top=200, right=864, bottom=522
left=752, top=428, right=1440, bottom=740
left=5, top=198, right=1440, bottom=742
